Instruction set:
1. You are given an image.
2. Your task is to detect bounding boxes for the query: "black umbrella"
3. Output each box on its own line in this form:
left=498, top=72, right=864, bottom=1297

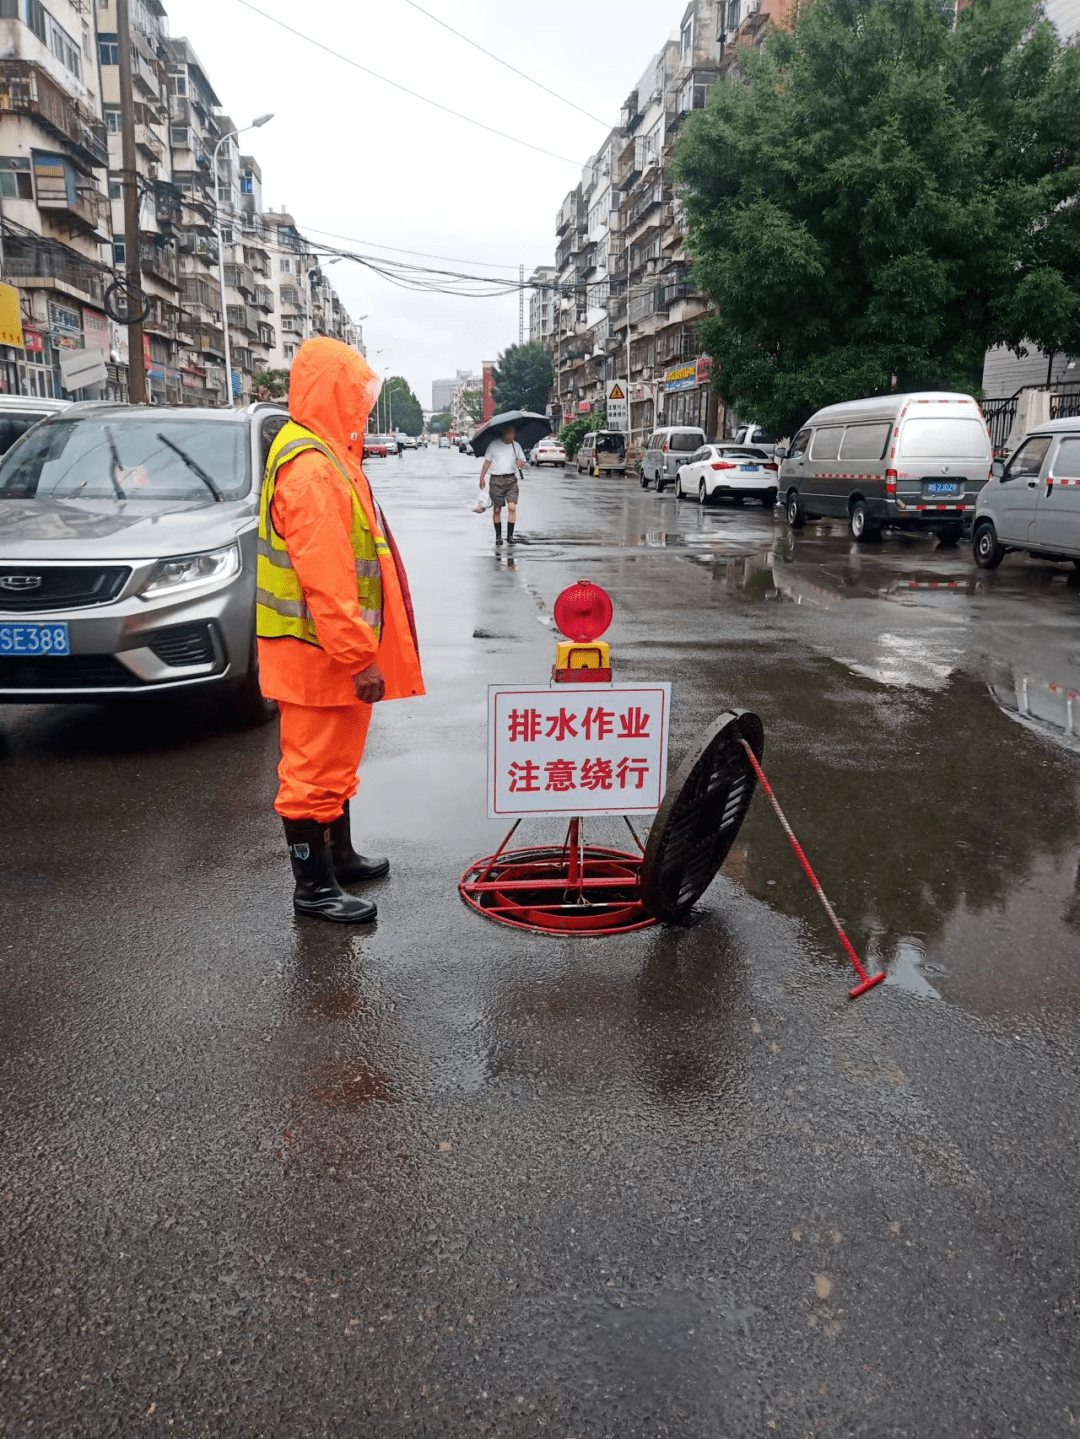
left=469, top=410, right=553, bottom=458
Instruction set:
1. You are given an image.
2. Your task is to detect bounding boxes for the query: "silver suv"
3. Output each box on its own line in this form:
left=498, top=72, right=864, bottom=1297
left=0, top=402, right=289, bottom=721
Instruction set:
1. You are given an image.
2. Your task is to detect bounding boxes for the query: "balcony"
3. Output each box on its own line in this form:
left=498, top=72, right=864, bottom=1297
left=227, top=303, right=259, bottom=336
left=1, top=230, right=106, bottom=303
left=253, top=284, right=274, bottom=312
left=140, top=241, right=179, bottom=288
left=145, top=303, right=179, bottom=339
left=224, top=262, right=255, bottom=297
left=135, top=124, right=164, bottom=163
left=658, top=279, right=696, bottom=308
left=257, top=323, right=276, bottom=348
left=178, top=233, right=220, bottom=266
left=34, top=164, right=110, bottom=237
left=154, top=180, right=182, bottom=230
left=0, top=61, right=108, bottom=168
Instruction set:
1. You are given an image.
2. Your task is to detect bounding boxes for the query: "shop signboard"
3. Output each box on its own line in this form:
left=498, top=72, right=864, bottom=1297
left=695, top=355, right=713, bottom=388
left=0, top=282, right=24, bottom=349
left=83, top=309, right=110, bottom=352
left=663, top=360, right=698, bottom=394
left=22, top=329, right=45, bottom=355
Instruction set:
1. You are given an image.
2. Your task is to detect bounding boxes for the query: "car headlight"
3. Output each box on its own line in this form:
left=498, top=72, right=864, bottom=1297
left=139, top=543, right=240, bottom=599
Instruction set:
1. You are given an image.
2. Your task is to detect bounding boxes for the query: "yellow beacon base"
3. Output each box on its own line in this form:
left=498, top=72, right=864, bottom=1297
left=553, top=640, right=612, bottom=684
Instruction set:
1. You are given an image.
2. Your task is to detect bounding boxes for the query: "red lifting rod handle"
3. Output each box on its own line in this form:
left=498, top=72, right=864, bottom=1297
left=737, top=738, right=885, bottom=1001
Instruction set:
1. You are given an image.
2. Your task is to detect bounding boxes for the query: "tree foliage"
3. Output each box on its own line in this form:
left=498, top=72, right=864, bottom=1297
left=429, top=411, right=452, bottom=433
left=379, top=376, right=424, bottom=436
left=558, top=410, right=608, bottom=459
left=459, top=385, right=484, bottom=424
left=492, top=343, right=554, bottom=414
left=254, top=368, right=289, bottom=399
left=674, top=0, right=1080, bottom=433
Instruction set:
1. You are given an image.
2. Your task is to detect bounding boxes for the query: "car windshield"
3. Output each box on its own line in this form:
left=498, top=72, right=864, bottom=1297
left=0, top=413, right=53, bottom=456
left=0, top=416, right=250, bottom=502
left=670, top=432, right=702, bottom=452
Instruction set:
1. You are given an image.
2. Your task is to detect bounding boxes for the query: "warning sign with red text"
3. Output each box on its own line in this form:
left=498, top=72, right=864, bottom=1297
left=488, top=685, right=671, bottom=818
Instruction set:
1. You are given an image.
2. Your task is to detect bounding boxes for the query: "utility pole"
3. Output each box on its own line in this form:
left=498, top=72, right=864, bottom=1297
left=116, top=0, right=147, bottom=404
left=519, top=263, right=524, bottom=346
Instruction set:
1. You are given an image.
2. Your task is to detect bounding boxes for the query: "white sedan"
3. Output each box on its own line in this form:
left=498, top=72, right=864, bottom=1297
left=531, top=437, right=566, bottom=466
left=673, top=443, right=779, bottom=507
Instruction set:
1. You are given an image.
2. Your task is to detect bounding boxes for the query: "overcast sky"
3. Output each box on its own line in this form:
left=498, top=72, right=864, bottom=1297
left=162, top=0, right=686, bottom=408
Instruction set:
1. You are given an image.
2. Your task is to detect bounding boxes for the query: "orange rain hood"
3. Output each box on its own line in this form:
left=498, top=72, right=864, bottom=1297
left=288, top=337, right=381, bottom=468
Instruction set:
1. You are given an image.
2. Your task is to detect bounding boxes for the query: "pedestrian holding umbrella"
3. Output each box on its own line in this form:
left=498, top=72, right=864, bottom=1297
left=473, top=410, right=551, bottom=546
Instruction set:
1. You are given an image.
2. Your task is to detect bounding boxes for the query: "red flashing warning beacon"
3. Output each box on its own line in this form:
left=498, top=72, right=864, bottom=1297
left=552, top=579, right=613, bottom=684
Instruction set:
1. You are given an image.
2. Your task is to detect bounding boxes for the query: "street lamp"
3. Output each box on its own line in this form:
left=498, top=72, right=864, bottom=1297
left=213, top=112, right=273, bottom=407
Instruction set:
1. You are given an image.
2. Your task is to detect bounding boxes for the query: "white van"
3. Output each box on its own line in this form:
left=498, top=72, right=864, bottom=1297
left=640, top=426, right=708, bottom=491
left=778, top=392, right=992, bottom=543
left=972, top=418, right=1080, bottom=569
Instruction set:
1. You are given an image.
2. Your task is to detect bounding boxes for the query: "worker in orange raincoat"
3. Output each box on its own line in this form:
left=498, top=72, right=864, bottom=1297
left=257, top=337, right=424, bottom=923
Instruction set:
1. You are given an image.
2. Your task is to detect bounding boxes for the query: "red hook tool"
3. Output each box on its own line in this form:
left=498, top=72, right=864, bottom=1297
left=738, top=739, right=885, bottom=1000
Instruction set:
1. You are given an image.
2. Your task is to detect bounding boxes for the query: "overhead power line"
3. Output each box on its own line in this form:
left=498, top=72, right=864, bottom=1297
left=232, top=0, right=580, bottom=166
left=399, top=0, right=608, bottom=128
left=299, top=222, right=525, bottom=272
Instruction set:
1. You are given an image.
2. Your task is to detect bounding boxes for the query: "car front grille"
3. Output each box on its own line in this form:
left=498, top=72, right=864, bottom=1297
left=0, top=654, right=137, bottom=689
left=148, top=622, right=216, bottom=668
left=0, top=566, right=131, bottom=613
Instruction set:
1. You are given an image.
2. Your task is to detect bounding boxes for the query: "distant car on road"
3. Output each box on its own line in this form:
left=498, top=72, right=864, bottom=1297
left=0, top=401, right=290, bottom=721
left=674, top=443, right=779, bottom=507
left=531, top=437, right=566, bottom=467
left=401, top=434, right=418, bottom=450
left=576, top=430, right=627, bottom=476
left=364, top=435, right=389, bottom=459
left=437, top=436, right=449, bottom=448
left=973, top=418, right=1080, bottom=569
left=0, top=395, right=71, bottom=457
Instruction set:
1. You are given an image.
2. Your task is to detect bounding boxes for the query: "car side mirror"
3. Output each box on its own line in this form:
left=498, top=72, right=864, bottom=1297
left=773, top=446, right=789, bottom=461
left=991, top=460, right=1004, bottom=479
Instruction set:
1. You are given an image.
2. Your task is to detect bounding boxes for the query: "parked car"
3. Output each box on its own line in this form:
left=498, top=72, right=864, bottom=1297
left=364, top=435, right=389, bottom=458
left=674, top=443, right=779, bottom=506
left=0, top=395, right=71, bottom=457
left=576, top=430, right=627, bottom=475
left=437, top=436, right=449, bottom=448
left=402, top=434, right=418, bottom=449
left=531, top=437, right=566, bottom=466
left=640, top=427, right=708, bottom=491
left=972, top=419, right=1080, bottom=569
left=0, top=402, right=291, bottom=721
left=778, top=392, right=991, bottom=543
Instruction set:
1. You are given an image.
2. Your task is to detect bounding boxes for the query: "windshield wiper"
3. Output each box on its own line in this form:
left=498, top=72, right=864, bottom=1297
left=155, top=433, right=224, bottom=502
left=103, top=424, right=127, bottom=500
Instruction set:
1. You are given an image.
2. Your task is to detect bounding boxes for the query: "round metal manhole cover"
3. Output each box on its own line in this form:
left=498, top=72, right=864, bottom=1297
left=640, top=710, right=764, bottom=921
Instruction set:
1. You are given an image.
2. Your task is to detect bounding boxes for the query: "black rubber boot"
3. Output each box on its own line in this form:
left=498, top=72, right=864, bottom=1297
left=493, top=521, right=503, bottom=546
left=329, top=802, right=390, bottom=885
left=283, top=818, right=377, bottom=924
left=506, top=521, right=516, bottom=544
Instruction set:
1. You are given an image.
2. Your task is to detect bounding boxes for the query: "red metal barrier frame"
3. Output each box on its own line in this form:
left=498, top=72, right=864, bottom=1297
left=459, top=818, right=656, bottom=935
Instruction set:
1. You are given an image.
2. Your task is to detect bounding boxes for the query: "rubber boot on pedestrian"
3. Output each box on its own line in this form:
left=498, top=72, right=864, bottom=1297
left=329, top=801, right=390, bottom=885
left=283, top=817, right=377, bottom=923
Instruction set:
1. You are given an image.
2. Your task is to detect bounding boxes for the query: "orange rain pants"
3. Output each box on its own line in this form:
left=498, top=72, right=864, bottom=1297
left=274, top=700, right=373, bottom=822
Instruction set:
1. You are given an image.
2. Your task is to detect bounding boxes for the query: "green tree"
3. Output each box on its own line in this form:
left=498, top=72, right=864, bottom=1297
left=674, top=0, right=1080, bottom=434
left=429, top=411, right=452, bottom=434
left=558, top=410, right=608, bottom=459
left=378, top=376, right=424, bottom=436
left=254, top=368, right=289, bottom=399
left=492, top=342, right=554, bottom=414
left=459, top=384, right=484, bottom=425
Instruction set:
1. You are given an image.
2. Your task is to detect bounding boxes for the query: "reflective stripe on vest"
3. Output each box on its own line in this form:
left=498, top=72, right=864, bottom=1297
left=257, top=422, right=387, bottom=648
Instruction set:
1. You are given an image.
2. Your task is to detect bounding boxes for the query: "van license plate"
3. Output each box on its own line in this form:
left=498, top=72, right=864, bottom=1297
left=0, top=622, right=70, bottom=656
left=926, top=481, right=960, bottom=496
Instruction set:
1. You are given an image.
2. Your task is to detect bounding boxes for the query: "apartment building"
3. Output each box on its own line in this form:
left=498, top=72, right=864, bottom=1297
left=527, top=266, right=555, bottom=347
left=0, top=0, right=364, bottom=403
left=549, top=0, right=794, bottom=442
left=0, top=0, right=111, bottom=398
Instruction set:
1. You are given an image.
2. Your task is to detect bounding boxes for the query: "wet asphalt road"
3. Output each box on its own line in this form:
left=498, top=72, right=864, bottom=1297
left=2, top=446, right=1080, bottom=1437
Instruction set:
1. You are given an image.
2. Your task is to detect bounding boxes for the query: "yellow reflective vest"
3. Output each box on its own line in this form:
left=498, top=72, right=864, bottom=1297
left=256, top=422, right=388, bottom=648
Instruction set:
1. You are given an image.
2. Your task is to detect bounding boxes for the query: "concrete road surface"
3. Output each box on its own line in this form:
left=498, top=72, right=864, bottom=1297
left=2, top=446, right=1079, bottom=1437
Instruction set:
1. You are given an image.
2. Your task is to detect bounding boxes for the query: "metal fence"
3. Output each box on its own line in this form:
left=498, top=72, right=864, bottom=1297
left=982, top=384, right=1080, bottom=454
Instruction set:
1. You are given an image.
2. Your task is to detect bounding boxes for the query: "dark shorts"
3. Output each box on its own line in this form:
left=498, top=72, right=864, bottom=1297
left=490, top=474, right=520, bottom=506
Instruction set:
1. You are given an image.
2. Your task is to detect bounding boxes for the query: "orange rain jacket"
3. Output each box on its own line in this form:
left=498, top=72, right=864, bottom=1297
left=257, top=338, right=425, bottom=708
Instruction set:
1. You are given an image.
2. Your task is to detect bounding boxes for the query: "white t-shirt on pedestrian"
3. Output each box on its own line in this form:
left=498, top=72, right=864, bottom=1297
left=485, top=439, right=525, bottom=475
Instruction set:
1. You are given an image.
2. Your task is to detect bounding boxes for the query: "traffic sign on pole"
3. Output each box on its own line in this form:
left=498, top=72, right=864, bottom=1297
left=606, top=379, right=628, bottom=431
